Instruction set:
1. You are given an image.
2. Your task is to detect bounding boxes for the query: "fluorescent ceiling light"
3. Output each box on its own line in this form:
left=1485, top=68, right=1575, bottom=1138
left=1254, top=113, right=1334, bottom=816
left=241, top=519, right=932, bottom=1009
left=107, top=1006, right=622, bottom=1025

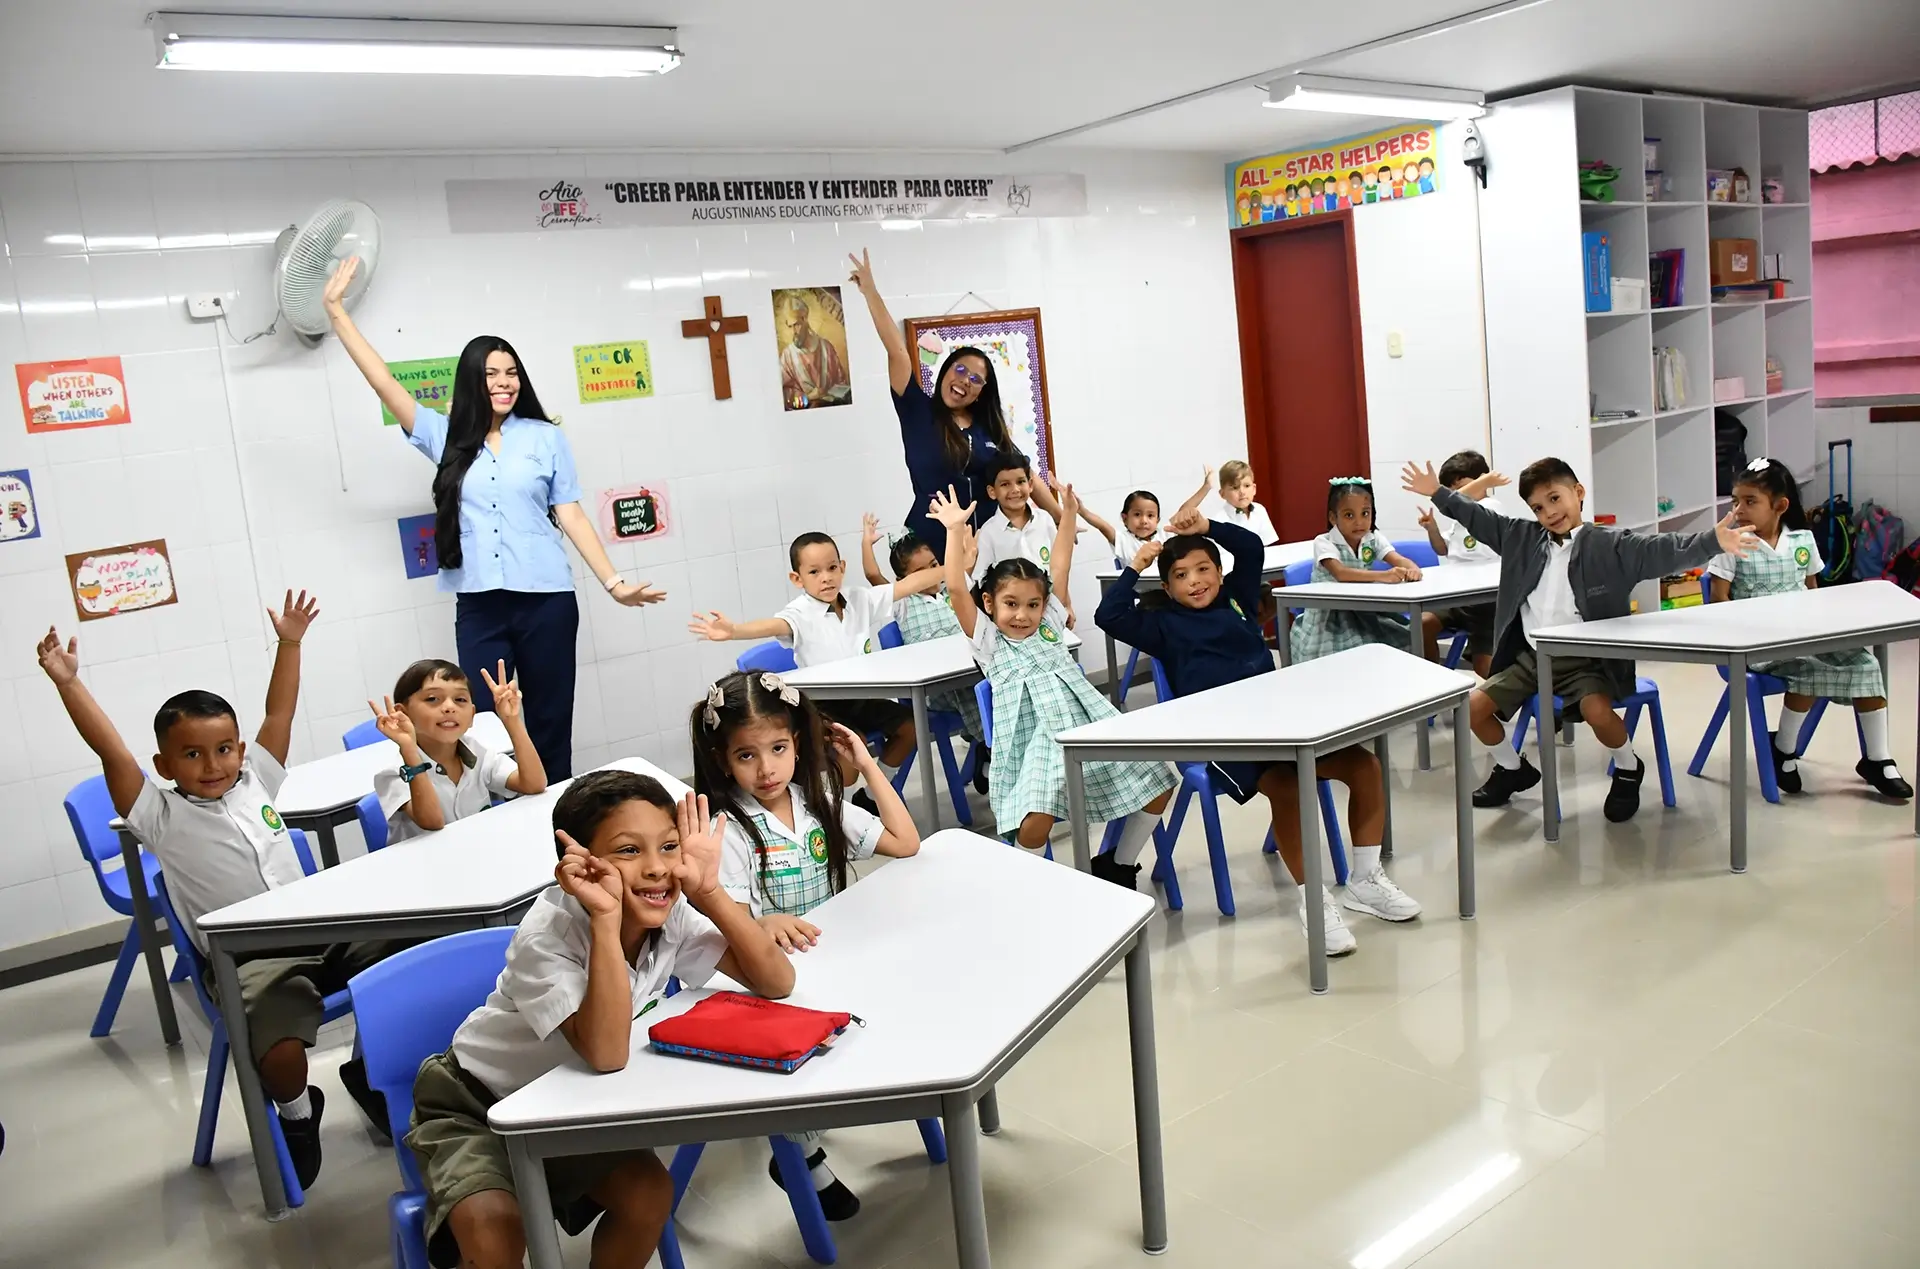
left=1265, top=73, right=1483, bottom=121
left=151, top=13, right=681, bottom=77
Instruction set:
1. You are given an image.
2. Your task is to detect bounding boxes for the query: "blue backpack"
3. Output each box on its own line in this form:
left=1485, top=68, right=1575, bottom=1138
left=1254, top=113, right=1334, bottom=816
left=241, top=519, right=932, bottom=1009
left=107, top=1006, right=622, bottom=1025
left=1852, top=501, right=1904, bottom=581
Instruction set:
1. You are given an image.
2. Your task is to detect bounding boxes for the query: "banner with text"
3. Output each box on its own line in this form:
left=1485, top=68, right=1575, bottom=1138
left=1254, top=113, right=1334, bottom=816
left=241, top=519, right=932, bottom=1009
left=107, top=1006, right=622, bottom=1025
left=446, top=173, right=1087, bottom=234
left=1227, top=124, right=1440, bottom=228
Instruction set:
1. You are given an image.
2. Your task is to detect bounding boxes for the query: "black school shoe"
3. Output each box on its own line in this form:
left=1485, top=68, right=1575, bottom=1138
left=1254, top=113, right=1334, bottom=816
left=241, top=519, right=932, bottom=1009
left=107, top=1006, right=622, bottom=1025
left=972, top=745, right=991, bottom=795
left=769, top=1148, right=860, bottom=1221
left=1769, top=734, right=1804, bottom=796
left=1856, top=758, right=1915, bottom=801
left=1604, top=759, right=1646, bottom=822
left=1090, top=851, right=1141, bottom=890
left=338, top=1055, right=391, bottom=1143
left=1472, top=756, right=1541, bottom=807
left=278, top=1086, right=325, bottom=1190
left=850, top=789, right=879, bottom=815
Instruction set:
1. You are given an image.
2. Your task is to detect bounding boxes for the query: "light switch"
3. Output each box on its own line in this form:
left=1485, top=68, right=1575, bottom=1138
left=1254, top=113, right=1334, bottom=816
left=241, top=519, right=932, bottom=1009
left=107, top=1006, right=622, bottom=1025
left=1387, top=331, right=1404, bottom=358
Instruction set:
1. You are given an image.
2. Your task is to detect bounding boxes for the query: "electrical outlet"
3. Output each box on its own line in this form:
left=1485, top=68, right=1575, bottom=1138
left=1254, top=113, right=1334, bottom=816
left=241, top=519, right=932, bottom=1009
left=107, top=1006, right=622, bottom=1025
left=1387, top=331, right=1404, bottom=358
left=186, top=293, right=227, bottom=320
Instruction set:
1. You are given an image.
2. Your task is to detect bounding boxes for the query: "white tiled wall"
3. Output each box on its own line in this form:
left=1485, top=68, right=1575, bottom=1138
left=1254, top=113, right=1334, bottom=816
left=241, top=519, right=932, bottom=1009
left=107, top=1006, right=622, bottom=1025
left=0, top=148, right=1248, bottom=949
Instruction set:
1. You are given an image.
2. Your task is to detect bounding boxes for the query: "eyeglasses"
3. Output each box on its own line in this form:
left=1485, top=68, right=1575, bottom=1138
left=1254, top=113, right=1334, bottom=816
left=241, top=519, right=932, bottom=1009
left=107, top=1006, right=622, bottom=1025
left=948, top=367, right=985, bottom=387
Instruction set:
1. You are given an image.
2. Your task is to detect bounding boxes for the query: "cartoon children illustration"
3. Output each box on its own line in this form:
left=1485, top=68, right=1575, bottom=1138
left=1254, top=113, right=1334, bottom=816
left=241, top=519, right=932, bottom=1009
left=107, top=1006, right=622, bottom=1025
left=1324, top=177, right=1341, bottom=212
left=1236, top=191, right=1253, bottom=226
left=1260, top=190, right=1275, bottom=222
left=1417, top=156, right=1437, bottom=195
left=1402, top=161, right=1423, bottom=198
left=1347, top=172, right=1366, bottom=207
left=1385, top=165, right=1404, bottom=199
left=1281, top=183, right=1297, bottom=217
left=1363, top=169, right=1380, bottom=203
left=1304, top=178, right=1322, bottom=213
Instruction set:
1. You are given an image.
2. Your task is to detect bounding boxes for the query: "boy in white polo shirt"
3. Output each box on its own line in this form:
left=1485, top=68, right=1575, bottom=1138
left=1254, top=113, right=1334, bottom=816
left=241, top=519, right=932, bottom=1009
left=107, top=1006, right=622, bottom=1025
left=38, top=590, right=392, bottom=1188
left=406, top=772, right=792, bottom=1269
left=972, top=452, right=1060, bottom=575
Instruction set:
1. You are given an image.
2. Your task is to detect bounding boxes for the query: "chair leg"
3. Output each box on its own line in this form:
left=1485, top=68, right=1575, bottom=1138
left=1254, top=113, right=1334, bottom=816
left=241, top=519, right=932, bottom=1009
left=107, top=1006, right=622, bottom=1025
left=192, top=1020, right=228, bottom=1168
left=1151, top=823, right=1183, bottom=912
left=1649, top=695, right=1676, bottom=808
left=668, top=1142, right=705, bottom=1208
left=1262, top=828, right=1277, bottom=855
left=1688, top=688, right=1732, bottom=778
left=658, top=1221, right=688, bottom=1269
left=1319, top=781, right=1349, bottom=886
left=934, top=733, right=972, bottom=827
left=169, top=953, right=192, bottom=983
left=270, top=1102, right=306, bottom=1209
left=1745, top=678, right=1781, bottom=804
left=90, top=923, right=142, bottom=1038
left=1511, top=700, right=1536, bottom=753
left=889, top=747, right=913, bottom=794
left=769, top=1135, right=837, bottom=1265
left=1798, top=699, right=1831, bottom=756
left=917, top=1117, right=948, bottom=1165
left=1615, top=702, right=1644, bottom=775
left=1193, top=782, right=1234, bottom=916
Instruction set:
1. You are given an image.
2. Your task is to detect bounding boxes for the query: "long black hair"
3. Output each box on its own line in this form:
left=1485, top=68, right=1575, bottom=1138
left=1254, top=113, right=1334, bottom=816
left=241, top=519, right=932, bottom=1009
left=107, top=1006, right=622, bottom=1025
left=688, top=671, right=854, bottom=901
left=932, top=346, right=1015, bottom=475
left=1733, top=457, right=1810, bottom=532
left=432, top=335, right=552, bottom=569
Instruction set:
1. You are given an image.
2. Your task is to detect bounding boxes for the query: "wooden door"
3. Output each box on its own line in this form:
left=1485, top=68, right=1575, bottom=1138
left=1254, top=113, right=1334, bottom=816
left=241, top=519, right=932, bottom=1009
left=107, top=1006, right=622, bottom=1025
left=1231, top=214, right=1371, bottom=543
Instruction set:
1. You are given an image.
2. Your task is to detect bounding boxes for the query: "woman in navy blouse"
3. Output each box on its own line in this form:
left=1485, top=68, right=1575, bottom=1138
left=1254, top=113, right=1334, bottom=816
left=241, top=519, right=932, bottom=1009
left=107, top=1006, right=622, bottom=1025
left=324, top=259, right=663, bottom=779
left=848, top=250, right=1055, bottom=560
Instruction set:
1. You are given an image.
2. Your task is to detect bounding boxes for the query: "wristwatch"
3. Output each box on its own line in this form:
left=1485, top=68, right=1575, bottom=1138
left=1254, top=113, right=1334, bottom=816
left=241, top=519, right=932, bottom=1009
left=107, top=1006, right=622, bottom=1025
left=399, top=760, right=435, bottom=784
left=603, top=574, right=623, bottom=593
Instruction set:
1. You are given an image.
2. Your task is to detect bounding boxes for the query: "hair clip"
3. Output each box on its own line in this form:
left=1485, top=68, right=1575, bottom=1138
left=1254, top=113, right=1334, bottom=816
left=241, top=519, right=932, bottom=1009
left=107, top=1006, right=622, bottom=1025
left=1328, top=476, right=1369, bottom=486
left=1746, top=457, right=1773, bottom=472
left=758, top=672, right=801, bottom=706
left=702, top=682, right=724, bottom=731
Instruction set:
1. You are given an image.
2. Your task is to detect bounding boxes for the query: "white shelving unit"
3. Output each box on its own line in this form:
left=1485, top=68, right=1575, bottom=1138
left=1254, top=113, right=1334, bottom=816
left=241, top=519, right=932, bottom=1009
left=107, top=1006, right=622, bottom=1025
left=1478, top=87, right=1814, bottom=576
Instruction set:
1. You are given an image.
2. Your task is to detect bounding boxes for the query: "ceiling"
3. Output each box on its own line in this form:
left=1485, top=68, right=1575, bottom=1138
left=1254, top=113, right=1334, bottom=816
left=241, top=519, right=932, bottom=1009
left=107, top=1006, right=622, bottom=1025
left=1, top=0, right=1915, bottom=160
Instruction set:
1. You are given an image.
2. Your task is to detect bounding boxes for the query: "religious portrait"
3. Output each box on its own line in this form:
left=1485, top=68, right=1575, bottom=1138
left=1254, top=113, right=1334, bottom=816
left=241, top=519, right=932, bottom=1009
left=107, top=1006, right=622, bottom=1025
left=771, top=285, right=853, bottom=411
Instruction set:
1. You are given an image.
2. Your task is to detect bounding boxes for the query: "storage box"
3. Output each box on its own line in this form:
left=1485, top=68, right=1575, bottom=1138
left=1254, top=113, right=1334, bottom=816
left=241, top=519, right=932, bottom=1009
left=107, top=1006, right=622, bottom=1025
left=1711, top=237, right=1759, bottom=285
left=1707, top=169, right=1735, bottom=201
left=1713, top=376, right=1747, bottom=402
left=1643, top=138, right=1661, bottom=170
left=1660, top=573, right=1704, bottom=610
left=1766, top=356, right=1784, bottom=395
left=1582, top=231, right=1612, bottom=312
left=1611, top=277, right=1646, bottom=311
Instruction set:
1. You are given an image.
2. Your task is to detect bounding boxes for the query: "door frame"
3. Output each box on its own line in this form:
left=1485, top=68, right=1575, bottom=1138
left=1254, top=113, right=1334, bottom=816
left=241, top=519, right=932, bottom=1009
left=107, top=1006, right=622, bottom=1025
left=1229, top=211, right=1372, bottom=533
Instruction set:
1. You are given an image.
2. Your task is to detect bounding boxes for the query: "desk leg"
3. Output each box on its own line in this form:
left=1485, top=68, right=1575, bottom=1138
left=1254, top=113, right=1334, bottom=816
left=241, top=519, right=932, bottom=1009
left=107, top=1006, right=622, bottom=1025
left=509, top=1137, right=565, bottom=1269
left=1537, top=650, right=1559, bottom=843
left=943, top=1093, right=992, bottom=1269
left=1453, top=701, right=1476, bottom=920
left=1275, top=588, right=1292, bottom=667
left=211, top=934, right=287, bottom=1219
left=1102, top=577, right=1123, bottom=706
left=1066, top=752, right=1092, bottom=872
left=315, top=819, right=341, bottom=870
left=117, top=830, right=180, bottom=1046
left=1728, top=651, right=1749, bottom=873
left=1375, top=732, right=1395, bottom=861
left=1297, top=751, right=1328, bottom=994
left=1124, top=934, right=1170, bottom=1254
left=978, top=1086, right=1002, bottom=1136
left=1410, top=603, right=1431, bottom=771
left=911, top=688, right=939, bottom=831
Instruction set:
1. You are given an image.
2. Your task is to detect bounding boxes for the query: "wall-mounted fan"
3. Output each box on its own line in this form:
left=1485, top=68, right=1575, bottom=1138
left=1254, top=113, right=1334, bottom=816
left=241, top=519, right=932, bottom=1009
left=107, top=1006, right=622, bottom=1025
left=271, top=198, right=380, bottom=343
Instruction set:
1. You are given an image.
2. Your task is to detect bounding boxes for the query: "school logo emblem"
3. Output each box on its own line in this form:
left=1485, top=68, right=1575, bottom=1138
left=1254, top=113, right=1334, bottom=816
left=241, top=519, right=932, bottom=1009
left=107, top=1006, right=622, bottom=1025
left=1794, top=546, right=1811, bottom=567
left=863, top=637, right=873, bottom=653
left=805, top=826, right=828, bottom=863
left=1039, top=546, right=1051, bottom=564
left=260, top=805, right=284, bottom=832
left=1464, top=535, right=1478, bottom=550
left=1360, top=545, right=1376, bottom=564
left=1229, top=598, right=1247, bottom=619
left=1039, top=623, right=1060, bottom=643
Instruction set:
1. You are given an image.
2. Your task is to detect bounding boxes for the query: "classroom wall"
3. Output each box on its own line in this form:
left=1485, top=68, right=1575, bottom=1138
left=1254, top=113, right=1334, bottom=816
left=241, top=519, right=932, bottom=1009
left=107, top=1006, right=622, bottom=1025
left=0, top=147, right=1246, bottom=952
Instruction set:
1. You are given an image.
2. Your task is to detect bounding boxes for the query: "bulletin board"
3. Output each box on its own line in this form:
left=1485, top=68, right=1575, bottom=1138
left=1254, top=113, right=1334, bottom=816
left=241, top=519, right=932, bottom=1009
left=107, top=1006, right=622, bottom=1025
left=902, top=308, right=1053, bottom=478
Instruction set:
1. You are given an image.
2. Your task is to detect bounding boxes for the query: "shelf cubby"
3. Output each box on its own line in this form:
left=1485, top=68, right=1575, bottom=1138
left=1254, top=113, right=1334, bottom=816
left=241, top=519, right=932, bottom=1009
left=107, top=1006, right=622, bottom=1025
left=1642, top=96, right=1706, bottom=204
left=1656, top=408, right=1716, bottom=520
left=1758, top=106, right=1812, bottom=205
left=1592, top=418, right=1657, bottom=524
left=1575, top=89, right=1645, bottom=204
left=1646, top=202, right=1708, bottom=308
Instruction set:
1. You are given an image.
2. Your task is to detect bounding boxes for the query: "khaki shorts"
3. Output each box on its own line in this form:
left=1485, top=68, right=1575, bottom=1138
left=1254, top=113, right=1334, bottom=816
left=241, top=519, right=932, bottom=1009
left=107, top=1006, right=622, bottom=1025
left=407, top=1050, right=655, bottom=1268
left=1479, top=646, right=1619, bottom=719
left=210, top=940, right=409, bottom=1064
left=1429, top=603, right=1496, bottom=658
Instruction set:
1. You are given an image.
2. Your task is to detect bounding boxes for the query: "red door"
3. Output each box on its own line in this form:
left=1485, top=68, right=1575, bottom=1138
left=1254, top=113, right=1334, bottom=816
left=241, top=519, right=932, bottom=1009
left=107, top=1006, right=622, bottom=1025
left=1231, top=214, right=1371, bottom=544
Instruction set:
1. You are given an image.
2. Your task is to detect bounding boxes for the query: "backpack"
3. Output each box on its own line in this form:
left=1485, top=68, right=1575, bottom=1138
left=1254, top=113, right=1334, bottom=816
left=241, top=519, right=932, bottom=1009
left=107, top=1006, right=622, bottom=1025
left=1852, top=501, right=1905, bottom=582
left=1713, top=409, right=1748, bottom=496
left=1886, top=539, right=1920, bottom=596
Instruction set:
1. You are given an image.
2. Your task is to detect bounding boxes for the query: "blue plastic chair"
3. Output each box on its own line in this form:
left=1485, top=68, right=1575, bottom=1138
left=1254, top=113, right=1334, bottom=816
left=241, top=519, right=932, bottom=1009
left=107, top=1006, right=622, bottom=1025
left=159, top=827, right=344, bottom=1210
left=1390, top=538, right=1440, bottom=569
left=63, top=774, right=191, bottom=1038
left=1279, top=556, right=1465, bottom=674
left=1511, top=677, right=1677, bottom=809
left=1684, top=581, right=1841, bottom=803
left=343, top=717, right=386, bottom=750
left=1144, top=660, right=1349, bottom=912
left=357, top=791, right=389, bottom=853
left=736, top=641, right=915, bottom=801
left=875, top=621, right=976, bottom=825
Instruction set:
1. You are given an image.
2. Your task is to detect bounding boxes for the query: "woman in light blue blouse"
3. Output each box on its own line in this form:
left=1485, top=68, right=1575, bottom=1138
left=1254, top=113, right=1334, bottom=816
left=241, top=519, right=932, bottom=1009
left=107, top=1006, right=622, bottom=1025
left=325, top=259, right=663, bottom=778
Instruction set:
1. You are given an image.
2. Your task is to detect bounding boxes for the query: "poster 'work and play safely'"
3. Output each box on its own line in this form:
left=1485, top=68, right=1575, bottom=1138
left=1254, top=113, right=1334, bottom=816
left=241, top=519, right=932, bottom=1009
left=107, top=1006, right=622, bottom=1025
left=66, top=540, right=177, bottom=620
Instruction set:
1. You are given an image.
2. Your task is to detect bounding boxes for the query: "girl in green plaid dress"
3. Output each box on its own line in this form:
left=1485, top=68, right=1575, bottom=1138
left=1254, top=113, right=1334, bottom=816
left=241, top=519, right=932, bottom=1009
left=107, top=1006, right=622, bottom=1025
left=929, top=484, right=1175, bottom=890
left=1710, top=458, right=1911, bottom=799
left=1289, top=478, right=1424, bottom=663
left=692, top=669, right=924, bottom=1220
left=859, top=515, right=989, bottom=756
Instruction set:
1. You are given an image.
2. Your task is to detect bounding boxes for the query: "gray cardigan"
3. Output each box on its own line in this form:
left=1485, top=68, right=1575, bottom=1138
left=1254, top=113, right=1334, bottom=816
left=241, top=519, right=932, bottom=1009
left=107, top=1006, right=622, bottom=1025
left=1433, top=485, right=1721, bottom=699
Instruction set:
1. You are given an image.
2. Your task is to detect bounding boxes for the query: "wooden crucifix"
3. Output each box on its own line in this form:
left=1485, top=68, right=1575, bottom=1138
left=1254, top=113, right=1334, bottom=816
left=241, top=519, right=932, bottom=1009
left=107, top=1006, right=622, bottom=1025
left=681, top=296, right=750, bottom=400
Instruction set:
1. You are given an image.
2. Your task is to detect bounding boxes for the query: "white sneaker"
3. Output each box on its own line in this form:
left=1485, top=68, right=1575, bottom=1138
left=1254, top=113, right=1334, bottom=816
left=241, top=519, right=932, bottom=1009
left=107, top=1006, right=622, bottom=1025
left=1342, top=868, right=1422, bottom=922
left=1299, top=886, right=1358, bottom=956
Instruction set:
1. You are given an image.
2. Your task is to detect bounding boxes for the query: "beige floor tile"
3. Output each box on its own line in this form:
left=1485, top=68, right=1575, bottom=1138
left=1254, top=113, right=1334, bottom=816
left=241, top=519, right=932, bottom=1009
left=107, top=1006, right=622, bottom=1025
left=1765, top=905, right=1919, bottom=1054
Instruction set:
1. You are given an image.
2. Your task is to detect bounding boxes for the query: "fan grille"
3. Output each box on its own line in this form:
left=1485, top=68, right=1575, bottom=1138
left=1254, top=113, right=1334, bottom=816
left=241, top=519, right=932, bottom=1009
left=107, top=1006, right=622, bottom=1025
left=277, top=198, right=379, bottom=338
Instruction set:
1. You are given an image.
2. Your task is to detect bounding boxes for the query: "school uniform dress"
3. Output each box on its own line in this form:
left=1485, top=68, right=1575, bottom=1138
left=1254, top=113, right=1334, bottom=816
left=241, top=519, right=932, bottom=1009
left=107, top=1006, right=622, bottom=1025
left=371, top=740, right=518, bottom=846
left=125, top=751, right=404, bottom=1062
left=778, top=586, right=913, bottom=739
left=718, top=791, right=884, bottom=917
left=406, top=409, right=583, bottom=779
left=893, top=591, right=987, bottom=739
left=1429, top=492, right=1508, bottom=654
left=1708, top=529, right=1884, bottom=697
left=971, top=595, right=1173, bottom=828
left=892, top=381, right=1005, bottom=562
left=407, top=887, right=727, bottom=1266
left=1289, top=529, right=1413, bottom=663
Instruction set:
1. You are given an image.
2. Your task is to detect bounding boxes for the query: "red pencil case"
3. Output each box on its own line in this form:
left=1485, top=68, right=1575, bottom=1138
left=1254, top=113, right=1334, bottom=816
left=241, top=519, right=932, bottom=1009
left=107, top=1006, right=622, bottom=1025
left=648, top=992, right=854, bottom=1073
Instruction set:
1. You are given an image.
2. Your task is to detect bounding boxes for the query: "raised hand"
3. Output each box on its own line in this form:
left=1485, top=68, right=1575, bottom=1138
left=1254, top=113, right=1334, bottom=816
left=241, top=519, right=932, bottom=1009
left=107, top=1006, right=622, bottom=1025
left=323, top=256, right=359, bottom=319
left=1167, top=507, right=1207, bottom=536
left=827, top=721, right=874, bottom=771
left=928, top=485, right=975, bottom=530
left=1715, top=511, right=1760, bottom=557
left=846, top=248, right=875, bottom=292
left=1469, top=471, right=1513, bottom=496
left=367, top=695, right=420, bottom=753
left=611, top=580, right=667, bottom=607
left=672, top=792, right=726, bottom=900
left=36, top=626, right=79, bottom=686
left=958, top=524, right=979, bottom=574
left=554, top=834, right=624, bottom=919
left=688, top=610, right=737, bottom=642
left=1401, top=461, right=1441, bottom=498
left=480, top=660, right=522, bottom=720
left=267, top=589, right=320, bottom=642
left=1057, top=481, right=1080, bottom=521
left=861, top=512, right=881, bottom=548
left=1417, top=505, right=1437, bottom=531
left=1130, top=539, right=1164, bottom=572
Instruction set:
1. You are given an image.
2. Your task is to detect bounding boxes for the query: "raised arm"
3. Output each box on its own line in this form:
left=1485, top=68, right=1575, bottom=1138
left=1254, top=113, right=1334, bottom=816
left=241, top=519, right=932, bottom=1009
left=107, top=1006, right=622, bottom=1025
left=37, top=629, right=145, bottom=817
left=929, top=488, right=979, bottom=637
left=553, top=835, right=640, bottom=1071
left=1417, top=503, right=1448, bottom=556
left=1406, top=461, right=1523, bottom=554
left=480, top=662, right=547, bottom=795
left=848, top=250, right=913, bottom=395
left=1050, top=483, right=1081, bottom=603
left=675, top=794, right=794, bottom=999
left=889, top=566, right=945, bottom=601
left=553, top=504, right=667, bottom=607
left=257, top=589, right=318, bottom=767
left=688, top=612, right=793, bottom=643
left=1094, top=538, right=1166, bottom=657
left=1176, top=466, right=1216, bottom=520
left=322, top=257, right=421, bottom=434
left=1069, top=485, right=1119, bottom=549
left=1618, top=513, right=1755, bottom=581
left=830, top=724, right=920, bottom=858
left=859, top=513, right=887, bottom=586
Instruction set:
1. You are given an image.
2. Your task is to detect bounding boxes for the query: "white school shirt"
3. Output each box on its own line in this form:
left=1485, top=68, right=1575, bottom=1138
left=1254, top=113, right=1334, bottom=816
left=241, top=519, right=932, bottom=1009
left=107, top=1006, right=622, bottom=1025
left=1111, top=528, right=1168, bottom=570
left=1707, top=527, right=1821, bottom=584
left=1437, top=492, right=1511, bottom=562
left=968, top=594, right=1072, bottom=672
left=973, top=507, right=1058, bottom=577
left=372, top=739, right=518, bottom=846
left=124, top=750, right=301, bottom=953
left=450, top=885, right=728, bottom=1098
left=1209, top=497, right=1279, bottom=547
left=1313, top=528, right=1395, bottom=568
left=1522, top=526, right=1582, bottom=646
left=718, top=788, right=884, bottom=917
left=776, top=586, right=895, bottom=668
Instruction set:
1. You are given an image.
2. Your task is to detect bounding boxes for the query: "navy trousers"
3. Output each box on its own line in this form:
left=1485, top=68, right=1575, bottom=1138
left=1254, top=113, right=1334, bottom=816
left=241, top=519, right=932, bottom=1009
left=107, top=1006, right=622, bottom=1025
left=455, top=589, right=579, bottom=780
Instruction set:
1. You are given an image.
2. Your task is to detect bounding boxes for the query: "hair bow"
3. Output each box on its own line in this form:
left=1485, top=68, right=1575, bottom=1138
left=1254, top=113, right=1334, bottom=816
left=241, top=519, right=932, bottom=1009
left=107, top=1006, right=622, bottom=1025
left=1746, top=457, right=1774, bottom=472
left=1328, top=476, right=1370, bottom=486
left=758, top=672, right=801, bottom=706
left=702, top=682, right=725, bottom=731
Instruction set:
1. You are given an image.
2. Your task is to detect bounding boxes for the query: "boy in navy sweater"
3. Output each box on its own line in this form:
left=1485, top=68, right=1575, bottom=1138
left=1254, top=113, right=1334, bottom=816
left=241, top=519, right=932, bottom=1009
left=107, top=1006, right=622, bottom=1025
left=1096, top=509, right=1419, bottom=957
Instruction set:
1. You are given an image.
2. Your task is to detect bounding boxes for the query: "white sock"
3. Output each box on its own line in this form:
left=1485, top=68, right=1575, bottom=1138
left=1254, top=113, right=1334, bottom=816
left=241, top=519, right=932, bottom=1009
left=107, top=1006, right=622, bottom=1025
left=1350, top=845, right=1381, bottom=878
left=1478, top=730, right=1521, bottom=770
left=1605, top=739, right=1640, bottom=770
left=1111, top=811, right=1158, bottom=866
left=1860, top=707, right=1895, bottom=765
left=277, top=1089, right=312, bottom=1120
left=1777, top=705, right=1810, bottom=755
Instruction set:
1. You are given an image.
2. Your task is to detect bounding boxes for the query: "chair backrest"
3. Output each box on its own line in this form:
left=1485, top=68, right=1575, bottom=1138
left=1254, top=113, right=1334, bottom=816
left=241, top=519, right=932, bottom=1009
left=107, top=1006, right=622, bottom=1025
left=286, top=827, right=318, bottom=877
left=1282, top=558, right=1314, bottom=587
left=1392, top=538, right=1440, bottom=569
left=877, top=621, right=903, bottom=649
left=356, top=791, right=389, bottom=852
left=349, top=928, right=515, bottom=1173
left=973, top=680, right=994, bottom=746
left=341, top=717, right=385, bottom=750
left=737, top=641, right=797, bottom=673
left=63, top=773, right=130, bottom=873
left=151, top=871, right=220, bottom=1026
left=1148, top=658, right=1174, bottom=704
